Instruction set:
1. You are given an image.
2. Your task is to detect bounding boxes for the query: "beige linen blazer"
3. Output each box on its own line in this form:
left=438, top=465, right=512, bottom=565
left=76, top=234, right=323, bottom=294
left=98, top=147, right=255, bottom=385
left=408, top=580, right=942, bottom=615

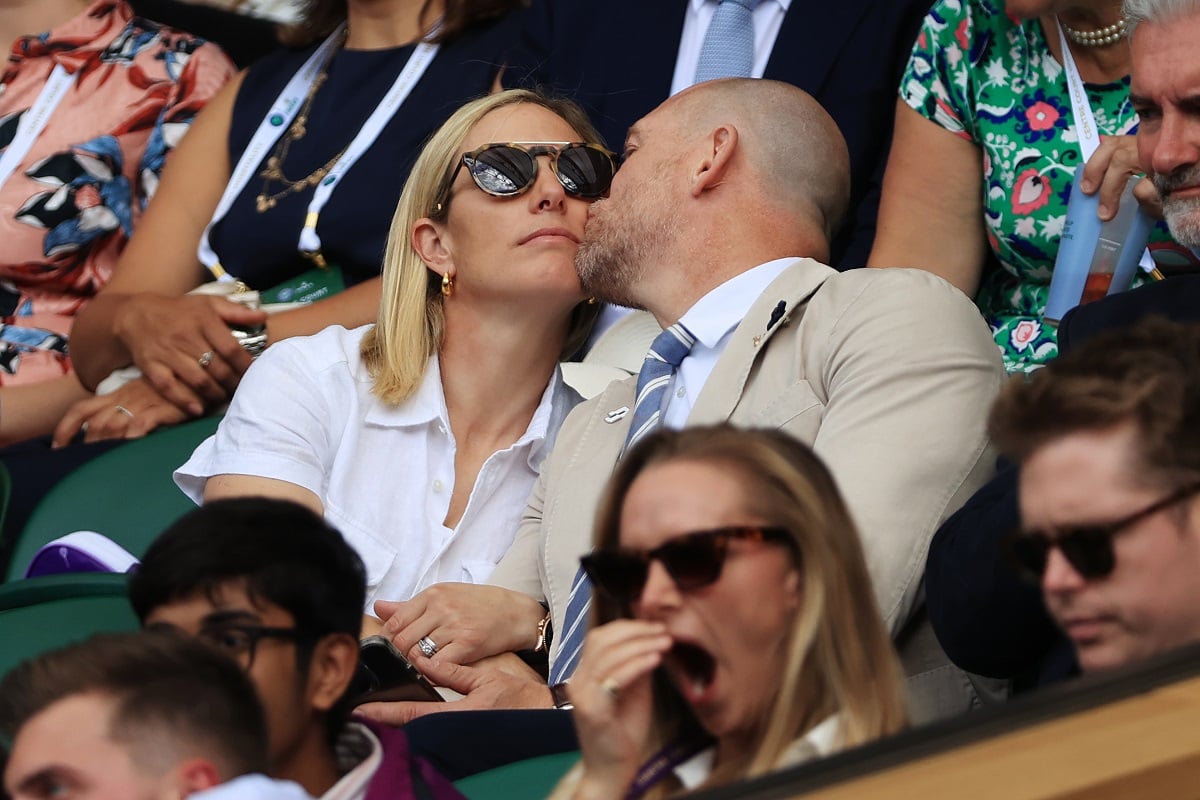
left=489, top=258, right=1007, bottom=717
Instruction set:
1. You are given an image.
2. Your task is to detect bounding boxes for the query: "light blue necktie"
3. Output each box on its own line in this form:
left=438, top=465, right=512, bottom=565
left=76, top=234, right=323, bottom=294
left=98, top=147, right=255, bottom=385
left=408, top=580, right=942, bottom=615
left=694, top=0, right=764, bottom=84
left=550, top=324, right=696, bottom=685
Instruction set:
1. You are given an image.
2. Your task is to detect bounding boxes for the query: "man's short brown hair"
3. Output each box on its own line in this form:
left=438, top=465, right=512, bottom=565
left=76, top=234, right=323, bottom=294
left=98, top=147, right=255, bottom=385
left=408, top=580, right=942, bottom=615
left=0, top=631, right=267, bottom=780
left=990, top=317, right=1200, bottom=489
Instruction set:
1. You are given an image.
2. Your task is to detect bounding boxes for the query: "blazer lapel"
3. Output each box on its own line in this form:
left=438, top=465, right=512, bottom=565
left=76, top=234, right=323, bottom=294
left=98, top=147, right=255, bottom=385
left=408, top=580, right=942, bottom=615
left=764, top=0, right=873, bottom=93
left=687, top=258, right=834, bottom=425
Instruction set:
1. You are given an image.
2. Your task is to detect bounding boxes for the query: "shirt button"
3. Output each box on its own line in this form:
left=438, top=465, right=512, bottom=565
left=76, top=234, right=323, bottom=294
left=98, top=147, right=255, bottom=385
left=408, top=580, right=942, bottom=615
left=432, top=479, right=444, bottom=493
left=676, top=387, right=686, bottom=398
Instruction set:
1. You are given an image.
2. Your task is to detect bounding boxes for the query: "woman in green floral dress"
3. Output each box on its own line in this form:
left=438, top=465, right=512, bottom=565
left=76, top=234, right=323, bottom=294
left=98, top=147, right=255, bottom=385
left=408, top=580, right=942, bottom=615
left=869, top=0, right=1191, bottom=373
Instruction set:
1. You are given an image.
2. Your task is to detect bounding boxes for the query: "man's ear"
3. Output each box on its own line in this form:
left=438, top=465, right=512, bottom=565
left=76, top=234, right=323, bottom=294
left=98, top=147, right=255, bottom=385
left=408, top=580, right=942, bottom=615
left=691, top=124, right=739, bottom=198
left=306, top=633, right=360, bottom=713
left=164, top=756, right=221, bottom=797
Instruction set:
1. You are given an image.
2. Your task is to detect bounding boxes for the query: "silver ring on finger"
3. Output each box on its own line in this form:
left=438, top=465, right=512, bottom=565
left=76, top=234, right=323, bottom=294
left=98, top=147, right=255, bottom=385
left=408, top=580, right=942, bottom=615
left=114, top=405, right=135, bottom=419
left=198, top=350, right=214, bottom=369
left=600, top=677, right=620, bottom=700
left=417, top=636, right=439, bottom=658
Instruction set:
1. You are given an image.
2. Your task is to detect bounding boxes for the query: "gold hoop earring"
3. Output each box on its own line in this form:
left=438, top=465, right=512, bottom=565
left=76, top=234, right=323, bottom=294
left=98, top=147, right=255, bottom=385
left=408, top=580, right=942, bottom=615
left=441, top=273, right=454, bottom=297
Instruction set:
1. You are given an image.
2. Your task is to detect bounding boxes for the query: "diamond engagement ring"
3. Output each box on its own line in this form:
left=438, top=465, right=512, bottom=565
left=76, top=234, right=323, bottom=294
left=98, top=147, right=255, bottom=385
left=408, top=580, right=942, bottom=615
left=417, top=636, right=439, bottom=658
left=198, top=351, right=214, bottom=368
left=115, top=405, right=134, bottom=419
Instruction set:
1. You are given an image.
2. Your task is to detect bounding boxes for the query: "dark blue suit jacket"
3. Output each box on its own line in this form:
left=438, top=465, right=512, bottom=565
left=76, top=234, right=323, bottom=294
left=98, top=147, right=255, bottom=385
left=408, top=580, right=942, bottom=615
left=501, top=0, right=930, bottom=268
left=926, top=275, right=1200, bottom=689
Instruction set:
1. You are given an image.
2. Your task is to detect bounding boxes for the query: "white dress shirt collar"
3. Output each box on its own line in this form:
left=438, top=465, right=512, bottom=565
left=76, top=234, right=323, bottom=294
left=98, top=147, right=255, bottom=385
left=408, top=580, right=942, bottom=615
left=678, top=257, right=797, bottom=348
left=363, top=354, right=565, bottom=469
left=685, top=0, right=791, bottom=14
left=661, top=257, right=797, bottom=429
left=673, top=715, right=841, bottom=791
left=322, top=722, right=381, bottom=800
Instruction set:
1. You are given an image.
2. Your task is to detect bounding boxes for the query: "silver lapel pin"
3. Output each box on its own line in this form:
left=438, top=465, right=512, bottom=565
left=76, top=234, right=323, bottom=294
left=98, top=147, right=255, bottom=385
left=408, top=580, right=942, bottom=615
left=605, top=407, right=629, bottom=423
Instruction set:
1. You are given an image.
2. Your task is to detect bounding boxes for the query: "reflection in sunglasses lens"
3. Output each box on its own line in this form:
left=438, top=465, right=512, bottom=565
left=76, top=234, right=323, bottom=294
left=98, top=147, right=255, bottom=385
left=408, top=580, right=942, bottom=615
left=469, top=145, right=614, bottom=198
left=468, top=151, right=527, bottom=194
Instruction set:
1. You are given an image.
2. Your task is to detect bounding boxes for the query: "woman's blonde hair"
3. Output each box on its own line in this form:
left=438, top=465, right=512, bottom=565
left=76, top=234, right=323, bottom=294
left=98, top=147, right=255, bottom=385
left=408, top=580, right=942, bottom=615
left=360, top=89, right=603, bottom=405
left=590, top=425, right=909, bottom=794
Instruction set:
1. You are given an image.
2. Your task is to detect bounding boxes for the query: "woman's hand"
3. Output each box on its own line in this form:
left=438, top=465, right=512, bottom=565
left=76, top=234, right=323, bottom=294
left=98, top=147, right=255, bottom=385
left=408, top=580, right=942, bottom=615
left=374, top=584, right=548, bottom=667
left=568, top=620, right=672, bottom=799
left=1080, top=135, right=1164, bottom=220
left=52, top=377, right=190, bottom=447
left=355, top=652, right=554, bottom=727
left=112, top=293, right=267, bottom=415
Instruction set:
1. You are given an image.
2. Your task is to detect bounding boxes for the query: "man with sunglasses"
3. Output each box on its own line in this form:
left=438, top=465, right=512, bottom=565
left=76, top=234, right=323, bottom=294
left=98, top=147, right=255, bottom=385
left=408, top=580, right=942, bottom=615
left=128, top=497, right=457, bottom=799
left=378, top=78, right=1007, bottom=726
left=925, top=0, right=1200, bottom=689
left=990, top=318, right=1200, bottom=673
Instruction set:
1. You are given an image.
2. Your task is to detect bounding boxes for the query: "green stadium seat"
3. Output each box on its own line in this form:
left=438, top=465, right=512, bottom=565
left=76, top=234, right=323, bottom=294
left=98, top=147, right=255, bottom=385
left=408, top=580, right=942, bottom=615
left=454, top=751, right=579, bottom=799
left=5, top=416, right=221, bottom=581
left=0, top=573, right=138, bottom=678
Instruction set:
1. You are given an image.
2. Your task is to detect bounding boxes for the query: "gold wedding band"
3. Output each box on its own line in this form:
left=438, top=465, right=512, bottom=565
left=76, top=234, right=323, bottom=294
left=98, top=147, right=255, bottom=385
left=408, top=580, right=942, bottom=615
left=115, top=405, right=134, bottom=419
left=600, top=677, right=620, bottom=700
left=198, top=351, right=214, bottom=368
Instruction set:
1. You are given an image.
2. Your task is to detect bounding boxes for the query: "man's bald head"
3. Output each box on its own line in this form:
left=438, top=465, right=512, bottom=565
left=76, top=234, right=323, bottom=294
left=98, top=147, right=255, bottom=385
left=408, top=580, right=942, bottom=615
left=576, top=78, right=853, bottom=322
left=657, top=79, right=851, bottom=243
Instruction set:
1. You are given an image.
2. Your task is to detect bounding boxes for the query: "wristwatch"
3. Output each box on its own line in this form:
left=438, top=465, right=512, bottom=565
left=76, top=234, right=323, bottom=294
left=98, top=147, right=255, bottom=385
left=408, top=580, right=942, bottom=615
left=533, top=610, right=553, bottom=653
left=550, top=682, right=574, bottom=710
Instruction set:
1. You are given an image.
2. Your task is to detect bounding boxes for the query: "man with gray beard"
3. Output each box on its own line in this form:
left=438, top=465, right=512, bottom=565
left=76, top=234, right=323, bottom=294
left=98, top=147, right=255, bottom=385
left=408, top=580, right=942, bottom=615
left=372, top=78, right=1007, bottom=727
left=1043, top=0, right=1200, bottom=344
left=1129, top=0, right=1200, bottom=250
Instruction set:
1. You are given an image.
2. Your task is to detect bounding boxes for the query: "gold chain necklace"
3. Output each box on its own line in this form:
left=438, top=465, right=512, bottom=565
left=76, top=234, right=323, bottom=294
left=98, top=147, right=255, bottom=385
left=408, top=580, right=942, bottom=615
left=255, top=32, right=349, bottom=213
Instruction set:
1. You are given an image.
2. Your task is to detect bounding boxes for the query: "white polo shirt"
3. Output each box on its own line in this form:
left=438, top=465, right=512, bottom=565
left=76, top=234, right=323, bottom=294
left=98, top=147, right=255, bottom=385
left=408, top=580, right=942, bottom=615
left=176, top=325, right=580, bottom=608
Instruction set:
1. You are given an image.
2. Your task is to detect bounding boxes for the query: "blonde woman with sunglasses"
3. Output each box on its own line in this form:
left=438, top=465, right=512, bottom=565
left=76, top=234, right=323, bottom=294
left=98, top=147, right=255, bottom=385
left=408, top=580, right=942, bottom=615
left=557, top=425, right=908, bottom=799
left=176, top=89, right=608, bottom=617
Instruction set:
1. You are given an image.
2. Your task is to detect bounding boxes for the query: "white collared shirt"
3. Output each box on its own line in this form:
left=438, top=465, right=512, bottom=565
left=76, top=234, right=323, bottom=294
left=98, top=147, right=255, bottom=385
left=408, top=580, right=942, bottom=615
left=323, top=722, right=381, bottom=800
left=674, top=715, right=842, bottom=790
left=192, top=775, right=315, bottom=800
left=661, top=257, right=796, bottom=429
left=176, top=325, right=580, bottom=608
left=670, top=0, right=792, bottom=96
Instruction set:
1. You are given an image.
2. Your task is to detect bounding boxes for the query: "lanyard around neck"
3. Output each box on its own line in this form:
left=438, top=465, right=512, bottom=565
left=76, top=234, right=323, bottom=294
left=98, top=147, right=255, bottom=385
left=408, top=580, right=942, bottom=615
left=0, top=64, right=74, bottom=190
left=296, top=21, right=441, bottom=262
left=1055, top=20, right=1102, bottom=161
left=1055, top=20, right=1154, bottom=273
left=197, top=23, right=440, bottom=281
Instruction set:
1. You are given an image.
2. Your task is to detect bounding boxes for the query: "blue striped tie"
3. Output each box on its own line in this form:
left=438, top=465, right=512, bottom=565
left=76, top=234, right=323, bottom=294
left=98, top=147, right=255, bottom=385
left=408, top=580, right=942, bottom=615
left=550, top=323, right=696, bottom=684
left=694, top=0, right=764, bottom=84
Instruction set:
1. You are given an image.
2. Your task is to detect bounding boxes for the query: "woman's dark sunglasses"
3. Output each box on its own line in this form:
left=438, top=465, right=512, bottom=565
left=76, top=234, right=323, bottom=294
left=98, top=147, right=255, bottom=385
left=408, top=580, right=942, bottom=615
left=1004, top=480, right=1200, bottom=581
left=581, top=526, right=792, bottom=606
left=436, top=141, right=617, bottom=211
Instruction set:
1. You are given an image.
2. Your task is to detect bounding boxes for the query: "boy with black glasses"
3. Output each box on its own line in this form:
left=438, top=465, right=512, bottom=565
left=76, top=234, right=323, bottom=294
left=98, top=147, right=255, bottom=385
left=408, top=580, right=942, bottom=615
left=128, top=497, right=456, bottom=800
left=990, top=318, right=1200, bottom=674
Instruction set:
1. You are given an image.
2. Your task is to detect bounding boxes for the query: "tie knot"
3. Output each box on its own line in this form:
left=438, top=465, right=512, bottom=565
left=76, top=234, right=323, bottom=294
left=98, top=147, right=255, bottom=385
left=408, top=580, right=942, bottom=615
left=720, top=0, right=763, bottom=10
left=649, top=323, right=696, bottom=369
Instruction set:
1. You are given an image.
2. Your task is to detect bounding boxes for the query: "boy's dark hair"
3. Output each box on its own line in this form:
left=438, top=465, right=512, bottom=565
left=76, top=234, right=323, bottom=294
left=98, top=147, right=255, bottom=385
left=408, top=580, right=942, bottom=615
left=0, top=630, right=267, bottom=779
left=128, top=497, right=367, bottom=743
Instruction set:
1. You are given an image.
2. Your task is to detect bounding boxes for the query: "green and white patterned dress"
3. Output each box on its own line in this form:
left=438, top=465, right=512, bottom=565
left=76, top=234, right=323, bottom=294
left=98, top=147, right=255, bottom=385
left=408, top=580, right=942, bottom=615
left=901, top=0, right=1183, bottom=372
